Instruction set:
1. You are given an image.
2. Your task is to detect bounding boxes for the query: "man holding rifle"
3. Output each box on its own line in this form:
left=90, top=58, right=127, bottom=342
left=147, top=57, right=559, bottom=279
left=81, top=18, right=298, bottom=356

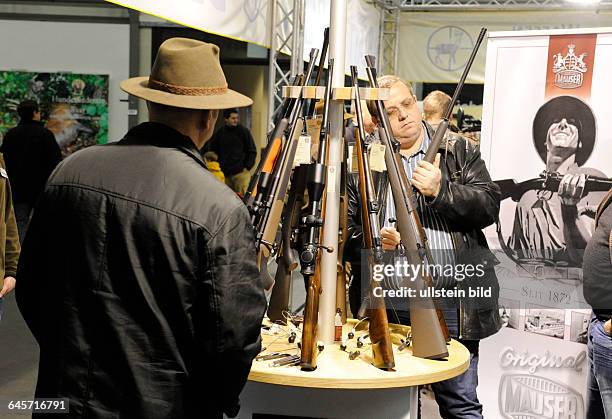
left=346, top=75, right=501, bottom=418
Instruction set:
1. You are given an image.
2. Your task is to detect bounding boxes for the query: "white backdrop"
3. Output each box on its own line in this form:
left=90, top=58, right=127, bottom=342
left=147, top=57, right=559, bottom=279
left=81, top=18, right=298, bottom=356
left=108, top=0, right=380, bottom=76
left=0, top=20, right=129, bottom=143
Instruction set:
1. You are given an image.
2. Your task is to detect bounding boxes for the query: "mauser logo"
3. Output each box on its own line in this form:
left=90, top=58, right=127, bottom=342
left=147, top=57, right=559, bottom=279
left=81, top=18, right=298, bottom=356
left=499, top=374, right=584, bottom=419
left=552, top=44, right=588, bottom=89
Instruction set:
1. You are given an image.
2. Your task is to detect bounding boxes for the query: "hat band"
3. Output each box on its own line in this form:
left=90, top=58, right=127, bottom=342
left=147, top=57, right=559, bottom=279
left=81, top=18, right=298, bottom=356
left=148, top=78, right=228, bottom=96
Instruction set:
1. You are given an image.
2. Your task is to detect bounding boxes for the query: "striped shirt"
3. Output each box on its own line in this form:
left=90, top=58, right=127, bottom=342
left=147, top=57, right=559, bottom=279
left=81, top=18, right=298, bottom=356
left=383, top=127, right=456, bottom=272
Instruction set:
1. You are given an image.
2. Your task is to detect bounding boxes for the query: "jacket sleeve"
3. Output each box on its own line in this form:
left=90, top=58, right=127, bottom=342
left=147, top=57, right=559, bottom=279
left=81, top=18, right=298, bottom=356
left=15, top=185, right=52, bottom=340
left=3, top=165, right=20, bottom=277
left=345, top=173, right=364, bottom=265
left=197, top=203, right=266, bottom=417
left=243, top=128, right=257, bottom=171
left=428, top=141, right=501, bottom=230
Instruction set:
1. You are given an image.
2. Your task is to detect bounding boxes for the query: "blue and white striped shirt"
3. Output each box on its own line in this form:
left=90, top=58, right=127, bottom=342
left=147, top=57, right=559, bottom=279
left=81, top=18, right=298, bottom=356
left=383, top=128, right=456, bottom=270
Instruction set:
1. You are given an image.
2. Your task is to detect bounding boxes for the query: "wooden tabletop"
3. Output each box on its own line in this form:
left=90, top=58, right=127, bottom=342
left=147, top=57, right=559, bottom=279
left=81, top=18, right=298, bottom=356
left=248, top=319, right=470, bottom=389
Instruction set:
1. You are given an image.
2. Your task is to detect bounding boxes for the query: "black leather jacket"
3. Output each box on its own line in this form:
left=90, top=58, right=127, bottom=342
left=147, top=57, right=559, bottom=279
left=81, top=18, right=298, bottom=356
left=16, top=122, right=266, bottom=419
left=346, top=123, right=502, bottom=340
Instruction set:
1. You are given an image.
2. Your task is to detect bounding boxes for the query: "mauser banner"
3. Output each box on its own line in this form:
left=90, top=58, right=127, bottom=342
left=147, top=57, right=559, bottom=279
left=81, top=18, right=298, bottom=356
left=479, top=27, right=612, bottom=418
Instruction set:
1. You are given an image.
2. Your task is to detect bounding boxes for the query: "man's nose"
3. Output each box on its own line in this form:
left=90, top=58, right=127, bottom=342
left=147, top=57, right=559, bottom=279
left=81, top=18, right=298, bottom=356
left=558, top=118, right=568, bottom=129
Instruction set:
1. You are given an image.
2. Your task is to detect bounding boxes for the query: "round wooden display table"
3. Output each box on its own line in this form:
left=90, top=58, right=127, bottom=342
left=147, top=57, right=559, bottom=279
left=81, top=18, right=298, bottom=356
left=239, top=319, right=470, bottom=419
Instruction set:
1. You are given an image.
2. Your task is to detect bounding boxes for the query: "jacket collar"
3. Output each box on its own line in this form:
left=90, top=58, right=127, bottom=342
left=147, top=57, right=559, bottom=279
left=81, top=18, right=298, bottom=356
left=121, top=122, right=206, bottom=169
left=424, top=121, right=458, bottom=157
left=18, top=120, right=44, bottom=127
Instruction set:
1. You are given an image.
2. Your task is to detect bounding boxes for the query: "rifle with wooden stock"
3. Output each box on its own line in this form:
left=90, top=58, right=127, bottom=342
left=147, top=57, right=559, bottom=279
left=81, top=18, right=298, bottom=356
left=364, top=56, right=448, bottom=360
left=351, top=65, right=395, bottom=370
left=251, top=49, right=319, bottom=290
left=267, top=30, right=331, bottom=321
left=299, top=58, right=335, bottom=371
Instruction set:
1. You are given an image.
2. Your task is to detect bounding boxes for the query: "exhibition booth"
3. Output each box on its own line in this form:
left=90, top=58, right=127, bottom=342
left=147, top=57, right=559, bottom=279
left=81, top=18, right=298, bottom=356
left=0, top=1, right=610, bottom=418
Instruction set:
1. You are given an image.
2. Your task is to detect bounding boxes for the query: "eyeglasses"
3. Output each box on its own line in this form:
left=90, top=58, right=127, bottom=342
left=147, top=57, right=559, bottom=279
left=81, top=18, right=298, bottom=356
left=386, top=95, right=417, bottom=119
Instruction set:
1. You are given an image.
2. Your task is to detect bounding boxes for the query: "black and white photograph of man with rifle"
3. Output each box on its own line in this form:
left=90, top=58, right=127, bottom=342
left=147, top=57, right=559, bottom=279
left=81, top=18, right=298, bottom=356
left=345, top=34, right=502, bottom=418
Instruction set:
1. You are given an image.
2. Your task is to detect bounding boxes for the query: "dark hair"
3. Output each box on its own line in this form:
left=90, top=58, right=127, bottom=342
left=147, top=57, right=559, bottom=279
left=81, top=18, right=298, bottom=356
left=17, top=100, right=39, bottom=121
left=223, top=108, right=238, bottom=119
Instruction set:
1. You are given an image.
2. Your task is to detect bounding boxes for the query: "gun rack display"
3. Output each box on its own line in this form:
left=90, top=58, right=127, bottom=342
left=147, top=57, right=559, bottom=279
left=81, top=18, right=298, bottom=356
left=249, top=319, right=469, bottom=389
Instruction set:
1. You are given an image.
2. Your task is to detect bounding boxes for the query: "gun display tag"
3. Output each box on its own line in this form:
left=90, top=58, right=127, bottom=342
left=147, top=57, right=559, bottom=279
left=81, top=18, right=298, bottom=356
left=293, top=135, right=312, bottom=167
left=369, top=144, right=387, bottom=172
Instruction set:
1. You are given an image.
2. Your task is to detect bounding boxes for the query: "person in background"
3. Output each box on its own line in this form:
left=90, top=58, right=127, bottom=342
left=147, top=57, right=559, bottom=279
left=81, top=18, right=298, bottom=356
left=0, top=100, right=62, bottom=241
left=203, top=151, right=225, bottom=183
left=16, top=38, right=266, bottom=419
left=206, top=108, right=256, bottom=195
left=423, top=90, right=453, bottom=132
left=583, top=189, right=612, bottom=418
left=0, top=153, right=20, bottom=322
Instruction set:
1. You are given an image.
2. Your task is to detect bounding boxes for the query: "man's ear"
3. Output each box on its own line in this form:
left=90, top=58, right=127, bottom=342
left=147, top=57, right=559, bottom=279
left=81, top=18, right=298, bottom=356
left=202, top=109, right=218, bottom=130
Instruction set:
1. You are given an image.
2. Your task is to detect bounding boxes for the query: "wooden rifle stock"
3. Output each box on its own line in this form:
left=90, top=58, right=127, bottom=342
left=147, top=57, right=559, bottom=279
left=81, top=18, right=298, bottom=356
left=300, top=198, right=325, bottom=371
left=352, top=66, right=395, bottom=370
left=364, top=55, right=448, bottom=359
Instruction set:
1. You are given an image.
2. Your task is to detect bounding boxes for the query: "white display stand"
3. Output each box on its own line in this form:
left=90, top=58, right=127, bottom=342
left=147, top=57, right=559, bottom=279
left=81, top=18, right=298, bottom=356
left=239, top=321, right=470, bottom=419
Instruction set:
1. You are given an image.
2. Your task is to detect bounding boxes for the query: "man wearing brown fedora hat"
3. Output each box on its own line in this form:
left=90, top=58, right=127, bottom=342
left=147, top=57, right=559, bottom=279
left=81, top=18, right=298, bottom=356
left=16, top=38, right=266, bottom=419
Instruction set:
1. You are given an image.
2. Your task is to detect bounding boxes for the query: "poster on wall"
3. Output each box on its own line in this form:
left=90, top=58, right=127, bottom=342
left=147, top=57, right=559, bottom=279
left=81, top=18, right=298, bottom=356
left=479, top=28, right=612, bottom=418
left=0, top=71, right=109, bottom=157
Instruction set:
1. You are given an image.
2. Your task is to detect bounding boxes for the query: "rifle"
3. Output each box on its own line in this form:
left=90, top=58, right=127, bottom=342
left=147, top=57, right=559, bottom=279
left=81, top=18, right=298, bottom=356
left=351, top=65, right=395, bottom=370
left=307, top=27, right=329, bottom=118
left=497, top=171, right=612, bottom=201
left=245, top=74, right=304, bottom=209
left=267, top=165, right=307, bottom=323
left=300, top=58, right=334, bottom=371
left=336, top=137, right=349, bottom=324
left=364, top=56, right=449, bottom=360
left=252, top=49, right=319, bottom=290
left=424, top=27, right=487, bottom=163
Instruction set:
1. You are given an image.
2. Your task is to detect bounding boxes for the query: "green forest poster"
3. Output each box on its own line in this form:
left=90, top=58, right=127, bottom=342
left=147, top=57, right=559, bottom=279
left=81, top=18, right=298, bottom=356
left=0, top=71, right=109, bottom=156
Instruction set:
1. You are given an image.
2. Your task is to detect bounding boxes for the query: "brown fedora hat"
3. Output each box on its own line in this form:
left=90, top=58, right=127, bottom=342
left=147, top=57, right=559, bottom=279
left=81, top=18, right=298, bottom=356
left=121, top=38, right=252, bottom=110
